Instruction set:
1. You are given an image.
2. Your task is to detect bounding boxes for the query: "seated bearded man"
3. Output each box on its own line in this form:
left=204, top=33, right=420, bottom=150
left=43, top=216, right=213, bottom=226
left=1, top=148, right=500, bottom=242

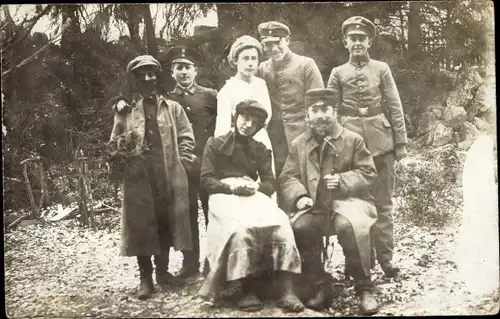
left=279, top=88, right=380, bottom=315
left=198, top=99, right=304, bottom=313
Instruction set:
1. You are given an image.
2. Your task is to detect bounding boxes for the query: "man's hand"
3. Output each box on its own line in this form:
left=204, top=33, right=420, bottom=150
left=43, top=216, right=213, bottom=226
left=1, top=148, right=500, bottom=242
left=296, top=197, right=314, bottom=210
left=323, top=173, right=341, bottom=190
left=394, top=144, right=408, bottom=161
left=115, top=100, right=130, bottom=113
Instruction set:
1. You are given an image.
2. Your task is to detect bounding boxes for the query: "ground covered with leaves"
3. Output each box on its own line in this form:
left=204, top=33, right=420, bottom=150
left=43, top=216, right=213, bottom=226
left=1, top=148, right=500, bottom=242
left=5, top=200, right=498, bottom=318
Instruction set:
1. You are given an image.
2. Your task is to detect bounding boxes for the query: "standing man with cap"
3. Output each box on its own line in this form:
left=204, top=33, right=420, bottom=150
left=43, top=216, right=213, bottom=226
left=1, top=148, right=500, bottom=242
left=256, top=21, right=324, bottom=182
left=162, top=45, right=218, bottom=280
left=280, top=88, right=380, bottom=314
left=327, top=16, right=408, bottom=278
left=107, top=55, right=197, bottom=299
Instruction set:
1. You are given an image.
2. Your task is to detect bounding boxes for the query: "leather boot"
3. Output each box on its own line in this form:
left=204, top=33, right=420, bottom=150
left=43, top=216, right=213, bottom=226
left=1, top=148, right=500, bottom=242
left=176, top=250, right=200, bottom=279
left=355, top=277, right=379, bottom=315
left=380, top=261, right=400, bottom=277
left=154, top=252, right=183, bottom=289
left=202, top=257, right=210, bottom=278
left=137, top=256, right=154, bottom=300
left=305, top=281, right=333, bottom=310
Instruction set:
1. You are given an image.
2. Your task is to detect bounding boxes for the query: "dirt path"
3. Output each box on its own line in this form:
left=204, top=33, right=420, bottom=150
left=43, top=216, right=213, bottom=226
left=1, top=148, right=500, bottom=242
left=4, top=209, right=499, bottom=317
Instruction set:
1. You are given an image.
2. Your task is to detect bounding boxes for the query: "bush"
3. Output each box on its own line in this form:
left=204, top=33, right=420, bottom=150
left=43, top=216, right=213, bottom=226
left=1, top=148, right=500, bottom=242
left=394, top=145, right=463, bottom=227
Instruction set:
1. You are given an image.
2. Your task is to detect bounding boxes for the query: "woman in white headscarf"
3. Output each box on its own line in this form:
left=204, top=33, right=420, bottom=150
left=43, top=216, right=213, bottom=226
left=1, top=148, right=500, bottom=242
left=214, top=35, right=275, bottom=176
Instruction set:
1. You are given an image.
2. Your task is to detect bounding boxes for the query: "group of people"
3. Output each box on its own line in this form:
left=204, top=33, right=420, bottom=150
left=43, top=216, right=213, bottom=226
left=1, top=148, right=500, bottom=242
left=107, top=16, right=408, bottom=316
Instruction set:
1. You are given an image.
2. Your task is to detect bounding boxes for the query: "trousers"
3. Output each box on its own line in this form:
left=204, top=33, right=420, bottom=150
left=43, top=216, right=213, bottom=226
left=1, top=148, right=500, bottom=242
left=370, top=152, right=395, bottom=265
left=292, top=212, right=371, bottom=288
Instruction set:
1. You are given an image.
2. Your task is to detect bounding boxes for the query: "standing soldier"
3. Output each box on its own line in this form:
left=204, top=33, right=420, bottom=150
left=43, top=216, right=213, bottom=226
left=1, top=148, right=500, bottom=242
left=107, top=55, right=197, bottom=299
left=256, top=21, right=324, bottom=180
left=162, top=46, right=218, bottom=279
left=327, top=16, right=408, bottom=277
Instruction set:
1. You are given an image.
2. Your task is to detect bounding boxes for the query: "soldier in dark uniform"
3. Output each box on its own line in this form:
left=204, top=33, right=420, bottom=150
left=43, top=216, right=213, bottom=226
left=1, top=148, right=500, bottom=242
left=327, top=16, right=408, bottom=278
left=162, top=46, right=218, bottom=279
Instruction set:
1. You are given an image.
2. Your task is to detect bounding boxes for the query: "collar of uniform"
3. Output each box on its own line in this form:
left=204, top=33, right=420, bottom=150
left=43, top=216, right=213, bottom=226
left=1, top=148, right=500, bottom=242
left=272, top=50, right=293, bottom=69
left=172, top=82, right=197, bottom=95
left=349, top=53, right=371, bottom=68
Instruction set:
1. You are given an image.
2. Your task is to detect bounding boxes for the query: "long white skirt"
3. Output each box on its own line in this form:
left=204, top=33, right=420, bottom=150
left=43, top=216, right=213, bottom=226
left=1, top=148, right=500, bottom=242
left=199, top=178, right=301, bottom=298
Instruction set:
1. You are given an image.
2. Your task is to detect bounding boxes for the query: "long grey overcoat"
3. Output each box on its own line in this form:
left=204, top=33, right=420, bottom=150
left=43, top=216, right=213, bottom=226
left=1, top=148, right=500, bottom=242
left=279, top=125, right=379, bottom=275
left=109, top=95, right=197, bottom=256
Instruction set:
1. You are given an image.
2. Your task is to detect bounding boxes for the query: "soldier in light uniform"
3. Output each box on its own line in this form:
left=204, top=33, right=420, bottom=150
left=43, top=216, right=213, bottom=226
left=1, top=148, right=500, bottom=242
left=256, top=21, right=324, bottom=181
left=327, top=16, right=408, bottom=277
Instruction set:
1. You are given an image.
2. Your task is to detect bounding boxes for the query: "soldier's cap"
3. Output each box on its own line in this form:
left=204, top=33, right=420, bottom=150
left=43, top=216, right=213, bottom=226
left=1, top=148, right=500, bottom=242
left=126, top=55, right=162, bottom=73
left=342, top=16, right=377, bottom=38
left=161, top=46, right=202, bottom=66
left=258, top=21, right=290, bottom=43
left=305, top=88, right=337, bottom=109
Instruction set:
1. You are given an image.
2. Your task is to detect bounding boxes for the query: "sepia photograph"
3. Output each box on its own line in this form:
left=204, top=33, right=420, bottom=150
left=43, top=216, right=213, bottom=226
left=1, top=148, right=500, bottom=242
left=2, top=1, right=497, bottom=317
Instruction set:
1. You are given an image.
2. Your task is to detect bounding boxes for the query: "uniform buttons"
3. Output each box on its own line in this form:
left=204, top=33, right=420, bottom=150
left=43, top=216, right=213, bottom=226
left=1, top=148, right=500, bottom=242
left=186, top=107, right=191, bottom=111
left=283, top=119, right=287, bottom=123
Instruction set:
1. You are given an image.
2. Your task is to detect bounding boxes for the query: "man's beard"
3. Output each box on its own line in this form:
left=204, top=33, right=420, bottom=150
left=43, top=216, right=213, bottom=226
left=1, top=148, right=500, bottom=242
left=307, top=118, right=335, bottom=138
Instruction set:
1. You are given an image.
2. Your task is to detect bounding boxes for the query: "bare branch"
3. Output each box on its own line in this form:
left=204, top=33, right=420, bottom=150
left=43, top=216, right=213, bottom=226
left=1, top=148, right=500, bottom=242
left=2, top=33, right=61, bottom=77
left=1, top=5, right=53, bottom=54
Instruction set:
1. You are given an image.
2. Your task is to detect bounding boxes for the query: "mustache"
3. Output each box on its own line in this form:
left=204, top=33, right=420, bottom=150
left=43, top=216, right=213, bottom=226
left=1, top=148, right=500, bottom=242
left=307, top=118, right=334, bottom=127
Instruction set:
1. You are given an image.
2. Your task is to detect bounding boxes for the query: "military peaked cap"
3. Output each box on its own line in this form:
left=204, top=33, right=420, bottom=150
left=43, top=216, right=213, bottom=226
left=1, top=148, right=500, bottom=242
left=162, top=46, right=202, bottom=66
left=305, top=88, right=337, bottom=108
left=258, top=21, right=290, bottom=43
left=342, top=16, right=377, bottom=38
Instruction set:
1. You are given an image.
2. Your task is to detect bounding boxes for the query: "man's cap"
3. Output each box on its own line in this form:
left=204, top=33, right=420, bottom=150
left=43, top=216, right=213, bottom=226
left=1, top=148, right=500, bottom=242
left=305, top=88, right=337, bottom=108
left=162, top=46, right=202, bottom=66
left=258, top=21, right=290, bottom=43
left=342, top=16, right=377, bottom=38
left=126, top=55, right=162, bottom=73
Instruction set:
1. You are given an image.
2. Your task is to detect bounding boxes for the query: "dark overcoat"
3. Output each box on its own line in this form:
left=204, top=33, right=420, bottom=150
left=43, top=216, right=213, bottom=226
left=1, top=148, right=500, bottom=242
left=109, top=95, right=197, bottom=256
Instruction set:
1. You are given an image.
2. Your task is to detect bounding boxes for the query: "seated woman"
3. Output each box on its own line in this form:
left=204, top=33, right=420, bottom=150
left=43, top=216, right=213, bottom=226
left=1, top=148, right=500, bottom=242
left=198, top=99, right=304, bottom=312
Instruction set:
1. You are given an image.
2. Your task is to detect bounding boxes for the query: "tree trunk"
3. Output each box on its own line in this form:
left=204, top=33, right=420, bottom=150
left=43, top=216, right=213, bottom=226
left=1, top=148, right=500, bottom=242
left=407, top=1, right=423, bottom=63
left=142, top=4, right=158, bottom=57
left=123, top=5, right=144, bottom=54
left=60, top=5, right=83, bottom=142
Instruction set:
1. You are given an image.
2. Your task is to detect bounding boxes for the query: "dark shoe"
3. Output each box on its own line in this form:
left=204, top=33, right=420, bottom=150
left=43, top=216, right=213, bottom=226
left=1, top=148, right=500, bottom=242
left=359, top=290, right=379, bottom=315
left=137, top=275, right=154, bottom=300
left=156, top=271, right=184, bottom=288
left=202, top=258, right=210, bottom=278
left=278, top=293, right=305, bottom=313
left=176, top=265, right=200, bottom=280
left=305, top=284, right=333, bottom=310
left=137, top=256, right=154, bottom=299
left=380, top=261, right=400, bottom=277
left=238, top=291, right=263, bottom=312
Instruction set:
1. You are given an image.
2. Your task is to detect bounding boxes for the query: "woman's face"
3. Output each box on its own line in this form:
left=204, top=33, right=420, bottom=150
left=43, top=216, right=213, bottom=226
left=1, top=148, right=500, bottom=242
left=236, top=112, right=260, bottom=137
left=236, top=47, right=259, bottom=78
